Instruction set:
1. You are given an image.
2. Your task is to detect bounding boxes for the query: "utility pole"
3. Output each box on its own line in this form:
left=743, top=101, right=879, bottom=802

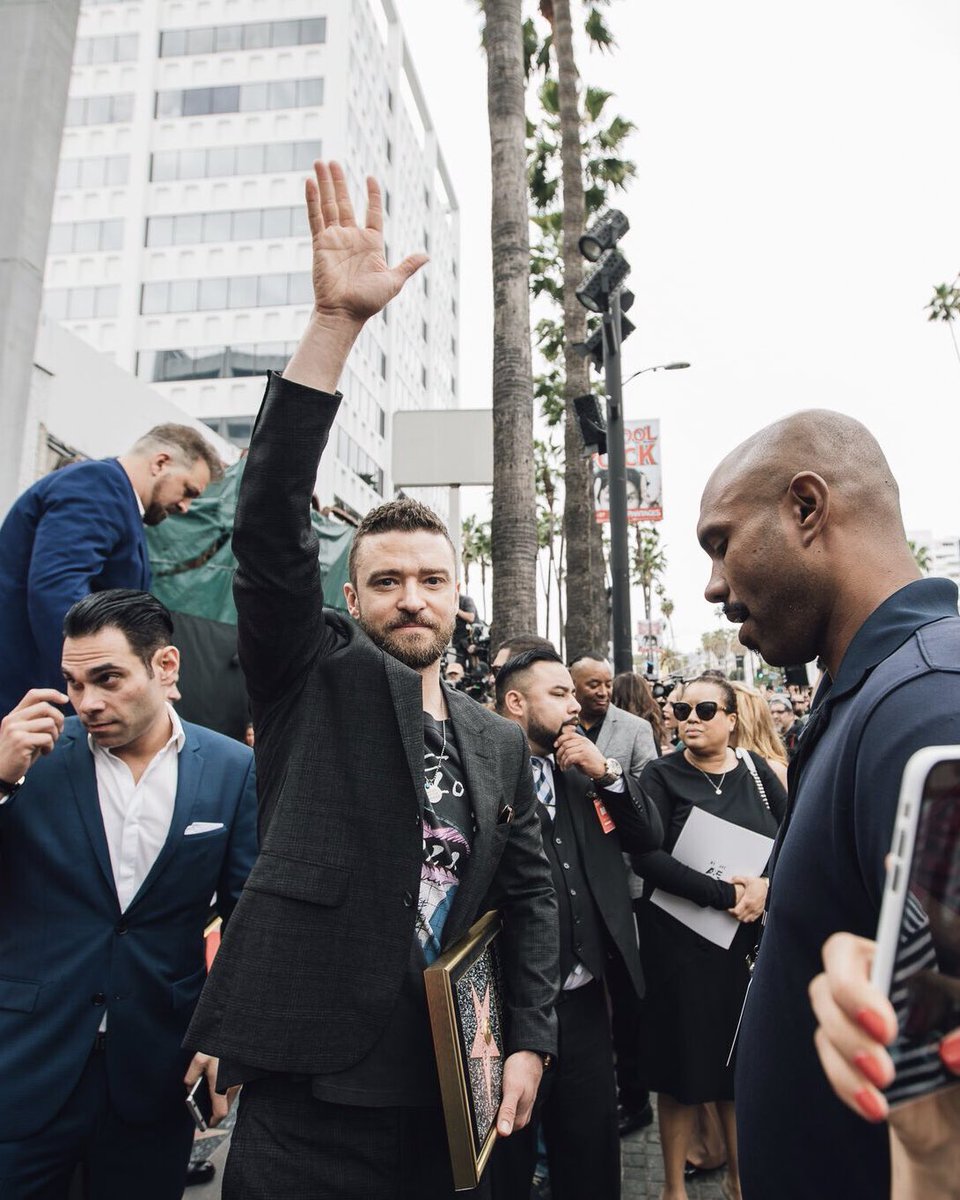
left=0, top=0, right=81, bottom=514
left=602, top=290, right=632, bottom=673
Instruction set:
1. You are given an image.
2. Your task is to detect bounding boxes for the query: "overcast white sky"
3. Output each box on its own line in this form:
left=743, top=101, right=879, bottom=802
left=392, top=0, right=960, bottom=652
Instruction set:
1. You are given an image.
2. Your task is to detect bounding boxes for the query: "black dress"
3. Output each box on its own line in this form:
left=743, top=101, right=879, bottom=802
left=633, top=749, right=786, bottom=1104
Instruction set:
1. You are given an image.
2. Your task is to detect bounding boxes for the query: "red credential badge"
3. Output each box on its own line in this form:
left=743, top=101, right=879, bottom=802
left=593, top=796, right=616, bottom=834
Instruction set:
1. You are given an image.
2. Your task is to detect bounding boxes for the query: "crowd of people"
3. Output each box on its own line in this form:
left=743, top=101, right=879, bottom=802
left=0, top=159, right=958, bottom=1200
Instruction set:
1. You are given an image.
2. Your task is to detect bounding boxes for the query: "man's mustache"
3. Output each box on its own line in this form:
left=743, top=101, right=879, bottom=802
left=388, top=615, right=438, bottom=631
left=723, top=603, right=750, bottom=623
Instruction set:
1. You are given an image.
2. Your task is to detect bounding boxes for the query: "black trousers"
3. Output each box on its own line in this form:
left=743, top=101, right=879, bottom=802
left=607, top=909, right=650, bottom=1112
left=0, top=1045, right=194, bottom=1200
left=224, top=1075, right=490, bottom=1200
left=490, top=980, right=620, bottom=1200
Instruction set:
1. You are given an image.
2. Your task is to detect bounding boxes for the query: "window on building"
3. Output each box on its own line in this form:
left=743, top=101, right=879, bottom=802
left=421, top=366, right=428, bottom=389
left=64, top=93, right=135, bottom=127
left=155, top=78, right=324, bottom=119
left=148, top=140, right=318, bottom=183
left=44, top=284, right=120, bottom=321
left=74, top=33, right=140, bottom=65
left=159, top=17, right=327, bottom=57
left=138, top=342, right=297, bottom=383
left=202, top=416, right=256, bottom=449
left=421, top=320, right=428, bottom=343
left=136, top=273, right=314, bottom=315
left=380, top=351, right=387, bottom=379
left=48, top=218, right=124, bottom=254
left=146, top=208, right=302, bottom=248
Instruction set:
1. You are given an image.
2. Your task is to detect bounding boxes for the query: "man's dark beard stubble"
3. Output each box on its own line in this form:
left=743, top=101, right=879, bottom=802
left=359, top=612, right=456, bottom=670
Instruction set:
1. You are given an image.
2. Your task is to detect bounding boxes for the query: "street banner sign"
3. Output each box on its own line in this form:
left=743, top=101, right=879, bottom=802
left=593, top=419, right=662, bottom=523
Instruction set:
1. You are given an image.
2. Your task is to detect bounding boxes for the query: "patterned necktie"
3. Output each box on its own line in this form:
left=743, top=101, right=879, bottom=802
left=531, top=755, right=556, bottom=821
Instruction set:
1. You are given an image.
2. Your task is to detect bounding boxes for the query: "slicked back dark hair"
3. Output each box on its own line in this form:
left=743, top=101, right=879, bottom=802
left=495, top=647, right=565, bottom=713
left=63, top=589, right=175, bottom=673
left=347, top=497, right=455, bottom=586
left=494, top=633, right=556, bottom=661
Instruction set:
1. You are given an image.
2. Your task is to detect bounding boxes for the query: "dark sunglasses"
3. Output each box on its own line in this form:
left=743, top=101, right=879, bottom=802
left=672, top=701, right=729, bottom=722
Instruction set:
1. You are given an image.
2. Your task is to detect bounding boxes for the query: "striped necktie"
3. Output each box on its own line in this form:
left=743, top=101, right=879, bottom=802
left=530, top=755, right=556, bottom=821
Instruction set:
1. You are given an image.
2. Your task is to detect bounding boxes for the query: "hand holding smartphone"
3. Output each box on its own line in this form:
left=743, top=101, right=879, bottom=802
left=871, top=746, right=960, bottom=1108
left=185, top=1073, right=213, bottom=1131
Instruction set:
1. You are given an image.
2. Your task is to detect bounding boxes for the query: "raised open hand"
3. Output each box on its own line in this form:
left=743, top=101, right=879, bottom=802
left=305, top=161, right=428, bottom=324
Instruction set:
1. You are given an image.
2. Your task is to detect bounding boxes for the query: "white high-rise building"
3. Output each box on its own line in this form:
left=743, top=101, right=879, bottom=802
left=43, top=0, right=460, bottom=518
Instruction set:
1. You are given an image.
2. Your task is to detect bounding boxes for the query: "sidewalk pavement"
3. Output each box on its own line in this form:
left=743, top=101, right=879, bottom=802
left=182, top=1103, right=732, bottom=1199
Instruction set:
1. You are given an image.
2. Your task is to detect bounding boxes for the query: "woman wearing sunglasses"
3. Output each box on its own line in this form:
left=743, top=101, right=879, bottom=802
left=632, top=675, right=787, bottom=1200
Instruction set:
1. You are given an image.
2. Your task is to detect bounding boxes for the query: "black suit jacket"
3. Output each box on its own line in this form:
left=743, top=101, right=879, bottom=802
left=547, top=767, right=662, bottom=998
left=186, top=373, right=559, bottom=1074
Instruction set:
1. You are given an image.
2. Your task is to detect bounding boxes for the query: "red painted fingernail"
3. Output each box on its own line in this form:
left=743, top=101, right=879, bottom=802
left=856, top=1008, right=889, bottom=1043
left=853, top=1051, right=887, bottom=1089
left=940, top=1030, right=960, bottom=1073
left=853, top=1088, right=886, bottom=1123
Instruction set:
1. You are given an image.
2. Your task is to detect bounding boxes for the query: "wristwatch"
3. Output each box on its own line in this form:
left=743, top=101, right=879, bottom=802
left=596, top=758, right=623, bottom=787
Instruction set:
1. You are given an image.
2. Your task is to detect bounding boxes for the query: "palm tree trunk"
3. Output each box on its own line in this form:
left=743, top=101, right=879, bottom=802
left=547, top=0, right=608, bottom=660
left=484, top=0, right=539, bottom=646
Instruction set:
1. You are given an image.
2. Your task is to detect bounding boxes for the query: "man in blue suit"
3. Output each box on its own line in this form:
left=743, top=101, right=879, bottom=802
left=0, top=589, right=257, bottom=1199
left=0, top=424, right=223, bottom=716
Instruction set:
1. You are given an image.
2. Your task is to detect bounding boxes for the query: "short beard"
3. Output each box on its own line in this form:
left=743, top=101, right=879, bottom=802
left=527, top=715, right=578, bottom=756
left=359, top=613, right=455, bottom=670
left=142, top=503, right=168, bottom=527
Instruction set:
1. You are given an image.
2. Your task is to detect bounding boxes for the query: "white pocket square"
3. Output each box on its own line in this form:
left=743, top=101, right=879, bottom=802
left=184, top=821, right=224, bottom=836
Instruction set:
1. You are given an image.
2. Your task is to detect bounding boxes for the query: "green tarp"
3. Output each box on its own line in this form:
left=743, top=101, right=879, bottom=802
left=145, top=456, right=353, bottom=623
left=144, top=457, right=353, bottom=739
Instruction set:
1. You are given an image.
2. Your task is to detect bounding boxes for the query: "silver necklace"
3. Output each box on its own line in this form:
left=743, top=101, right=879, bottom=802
left=425, top=719, right=448, bottom=805
left=688, top=756, right=730, bottom=795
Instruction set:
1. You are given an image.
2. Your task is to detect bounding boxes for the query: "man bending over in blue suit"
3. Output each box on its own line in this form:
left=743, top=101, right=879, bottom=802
left=0, top=424, right=222, bottom=715
left=0, top=588, right=258, bottom=1200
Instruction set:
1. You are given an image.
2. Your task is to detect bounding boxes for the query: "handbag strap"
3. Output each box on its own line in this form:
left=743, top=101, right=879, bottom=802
left=735, top=747, right=772, bottom=813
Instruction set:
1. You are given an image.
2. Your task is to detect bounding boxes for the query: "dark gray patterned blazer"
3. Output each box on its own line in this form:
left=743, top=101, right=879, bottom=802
left=186, top=373, right=559, bottom=1073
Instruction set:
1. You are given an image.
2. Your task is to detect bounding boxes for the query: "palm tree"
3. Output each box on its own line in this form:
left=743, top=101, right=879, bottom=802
left=927, top=275, right=960, bottom=367
left=536, top=0, right=607, bottom=659
left=483, top=0, right=540, bottom=645
left=474, top=519, right=493, bottom=620
left=907, top=538, right=932, bottom=575
left=535, top=436, right=565, bottom=652
left=528, top=2, right=635, bottom=657
left=631, top=525, right=668, bottom=624
left=460, top=514, right=482, bottom=594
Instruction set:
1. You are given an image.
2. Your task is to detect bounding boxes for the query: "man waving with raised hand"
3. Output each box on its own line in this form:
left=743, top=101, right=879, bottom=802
left=186, top=163, right=559, bottom=1200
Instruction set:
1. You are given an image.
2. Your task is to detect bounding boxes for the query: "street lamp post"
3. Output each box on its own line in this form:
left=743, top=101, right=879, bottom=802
left=573, top=208, right=690, bottom=675
left=602, top=290, right=633, bottom=674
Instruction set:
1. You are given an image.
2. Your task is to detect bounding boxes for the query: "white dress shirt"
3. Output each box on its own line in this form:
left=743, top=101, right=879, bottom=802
left=90, top=703, right=184, bottom=913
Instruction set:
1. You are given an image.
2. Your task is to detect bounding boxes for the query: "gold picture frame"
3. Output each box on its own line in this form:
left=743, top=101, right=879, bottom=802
left=424, top=909, right=504, bottom=1191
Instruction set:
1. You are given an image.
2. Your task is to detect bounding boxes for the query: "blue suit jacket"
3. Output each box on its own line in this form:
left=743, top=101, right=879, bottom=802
left=0, top=458, right=150, bottom=716
left=0, top=717, right=257, bottom=1138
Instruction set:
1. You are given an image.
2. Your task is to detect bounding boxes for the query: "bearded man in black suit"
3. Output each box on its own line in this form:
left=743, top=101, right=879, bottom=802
left=186, top=162, right=559, bottom=1200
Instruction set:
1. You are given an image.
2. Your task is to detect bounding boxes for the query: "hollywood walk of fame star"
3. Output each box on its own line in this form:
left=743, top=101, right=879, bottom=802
left=469, top=980, right=501, bottom=1115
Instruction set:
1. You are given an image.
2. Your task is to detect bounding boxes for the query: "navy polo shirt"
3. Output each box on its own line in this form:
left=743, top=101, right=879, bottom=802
left=736, top=578, right=960, bottom=1200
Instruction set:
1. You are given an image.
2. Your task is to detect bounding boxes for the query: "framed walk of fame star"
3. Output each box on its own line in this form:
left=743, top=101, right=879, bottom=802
left=424, top=909, right=505, bottom=1191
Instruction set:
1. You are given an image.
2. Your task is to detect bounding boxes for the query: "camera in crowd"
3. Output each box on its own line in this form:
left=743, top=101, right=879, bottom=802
left=651, top=674, right=686, bottom=707
left=447, top=621, right=493, bottom=702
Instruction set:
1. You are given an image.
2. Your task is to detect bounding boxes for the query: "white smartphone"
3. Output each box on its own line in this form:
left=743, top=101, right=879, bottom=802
left=871, top=745, right=960, bottom=1107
